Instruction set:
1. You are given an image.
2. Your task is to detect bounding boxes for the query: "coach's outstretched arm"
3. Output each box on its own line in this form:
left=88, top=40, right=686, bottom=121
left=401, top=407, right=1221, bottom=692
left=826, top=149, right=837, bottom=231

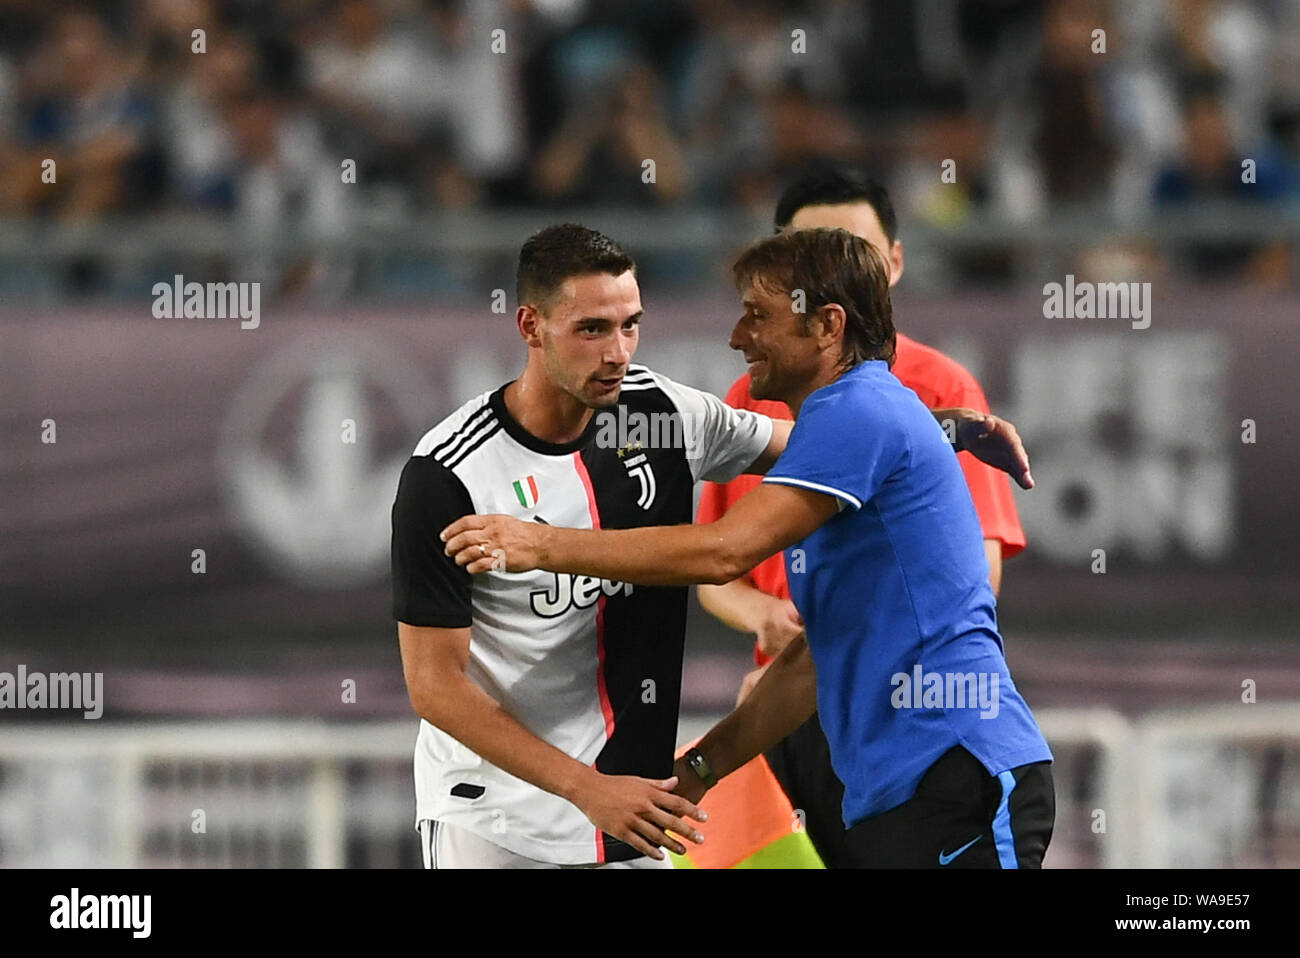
left=442, top=481, right=840, bottom=586
left=441, top=410, right=1031, bottom=583
left=672, top=631, right=819, bottom=804
left=747, top=409, right=1033, bottom=489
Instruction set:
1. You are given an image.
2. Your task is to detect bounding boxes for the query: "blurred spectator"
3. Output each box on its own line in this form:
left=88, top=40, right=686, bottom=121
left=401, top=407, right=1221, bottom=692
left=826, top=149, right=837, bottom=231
left=0, top=0, right=1293, bottom=295
left=1163, top=0, right=1272, bottom=150
left=1154, top=71, right=1293, bottom=285
left=0, top=51, right=18, bottom=215
left=305, top=0, right=521, bottom=211
left=533, top=63, right=686, bottom=205
left=221, top=87, right=352, bottom=291
left=988, top=0, right=1120, bottom=222
left=1267, top=102, right=1300, bottom=205
left=10, top=8, right=162, bottom=218
left=677, top=0, right=869, bottom=208
left=1153, top=73, right=1289, bottom=205
left=306, top=0, right=445, bottom=195
left=158, top=30, right=258, bottom=209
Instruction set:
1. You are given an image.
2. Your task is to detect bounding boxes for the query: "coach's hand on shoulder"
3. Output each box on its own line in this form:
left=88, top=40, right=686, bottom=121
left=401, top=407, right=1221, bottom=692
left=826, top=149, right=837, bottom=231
left=570, top=770, right=708, bottom=861
left=441, top=514, right=543, bottom=574
left=946, top=408, right=1035, bottom=490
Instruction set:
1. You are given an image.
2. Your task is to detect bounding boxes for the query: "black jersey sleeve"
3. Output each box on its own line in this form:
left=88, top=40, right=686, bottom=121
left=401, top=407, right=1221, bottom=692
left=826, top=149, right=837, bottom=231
left=391, top=454, right=475, bottom=628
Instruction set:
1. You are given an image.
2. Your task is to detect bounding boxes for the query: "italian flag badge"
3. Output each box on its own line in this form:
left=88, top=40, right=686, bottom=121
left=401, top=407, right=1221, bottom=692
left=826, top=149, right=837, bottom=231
left=513, top=475, right=540, bottom=509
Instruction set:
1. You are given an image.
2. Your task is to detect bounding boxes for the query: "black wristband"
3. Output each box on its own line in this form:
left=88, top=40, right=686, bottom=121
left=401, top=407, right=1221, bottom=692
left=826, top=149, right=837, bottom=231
left=685, top=747, right=717, bottom=788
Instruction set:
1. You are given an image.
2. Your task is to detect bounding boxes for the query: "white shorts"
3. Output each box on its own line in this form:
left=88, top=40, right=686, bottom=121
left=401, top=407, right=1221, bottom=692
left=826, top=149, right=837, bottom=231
left=418, top=820, right=675, bottom=870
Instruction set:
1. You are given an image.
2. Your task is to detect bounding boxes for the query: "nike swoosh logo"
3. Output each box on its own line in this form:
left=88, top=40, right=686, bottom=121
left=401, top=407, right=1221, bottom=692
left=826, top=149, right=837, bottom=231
left=938, top=835, right=982, bottom=865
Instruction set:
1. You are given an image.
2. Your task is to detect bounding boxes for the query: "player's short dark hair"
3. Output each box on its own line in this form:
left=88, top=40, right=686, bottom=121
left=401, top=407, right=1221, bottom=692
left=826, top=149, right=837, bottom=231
left=516, top=224, right=636, bottom=313
left=773, top=163, right=899, bottom=243
left=732, top=228, right=895, bottom=368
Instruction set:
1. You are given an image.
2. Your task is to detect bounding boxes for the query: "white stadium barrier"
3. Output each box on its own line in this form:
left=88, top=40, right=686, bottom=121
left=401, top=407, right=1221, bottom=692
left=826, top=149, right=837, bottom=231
left=1, top=706, right=1297, bottom=868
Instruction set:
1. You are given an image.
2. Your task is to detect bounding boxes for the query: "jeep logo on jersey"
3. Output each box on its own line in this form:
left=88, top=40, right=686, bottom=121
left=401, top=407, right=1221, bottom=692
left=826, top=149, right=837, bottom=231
left=529, top=572, right=634, bottom=617
left=623, top=452, right=656, bottom=510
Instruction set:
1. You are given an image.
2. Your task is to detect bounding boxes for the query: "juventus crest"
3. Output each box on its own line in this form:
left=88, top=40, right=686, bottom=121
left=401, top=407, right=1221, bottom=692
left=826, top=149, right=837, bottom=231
left=618, top=442, right=656, bottom=510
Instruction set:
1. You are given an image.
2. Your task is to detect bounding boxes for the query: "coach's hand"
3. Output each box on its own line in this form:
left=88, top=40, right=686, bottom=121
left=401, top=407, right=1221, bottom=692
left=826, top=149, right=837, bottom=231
left=441, top=514, right=542, bottom=573
left=949, top=408, right=1034, bottom=490
left=571, top=771, right=708, bottom=861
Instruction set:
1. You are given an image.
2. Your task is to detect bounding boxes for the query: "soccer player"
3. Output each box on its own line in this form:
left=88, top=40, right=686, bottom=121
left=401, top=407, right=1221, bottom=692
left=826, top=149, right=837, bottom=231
left=392, top=224, right=769, bottom=868
left=442, top=227, right=1055, bottom=868
left=695, top=165, right=1029, bottom=867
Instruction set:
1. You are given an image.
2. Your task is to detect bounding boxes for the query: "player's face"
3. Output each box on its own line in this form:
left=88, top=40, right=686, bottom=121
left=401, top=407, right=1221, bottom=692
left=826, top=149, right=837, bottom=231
left=787, top=203, right=903, bottom=288
left=730, top=277, right=821, bottom=403
left=538, top=270, right=643, bottom=409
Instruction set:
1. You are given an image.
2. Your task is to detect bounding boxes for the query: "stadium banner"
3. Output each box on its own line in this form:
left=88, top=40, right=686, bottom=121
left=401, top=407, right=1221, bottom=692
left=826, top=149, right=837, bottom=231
left=3, top=293, right=1297, bottom=641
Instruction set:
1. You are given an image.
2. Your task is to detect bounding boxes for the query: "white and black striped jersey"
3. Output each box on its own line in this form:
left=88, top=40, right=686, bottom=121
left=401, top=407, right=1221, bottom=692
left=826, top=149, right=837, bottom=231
left=391, top=364, right=774, bottom=864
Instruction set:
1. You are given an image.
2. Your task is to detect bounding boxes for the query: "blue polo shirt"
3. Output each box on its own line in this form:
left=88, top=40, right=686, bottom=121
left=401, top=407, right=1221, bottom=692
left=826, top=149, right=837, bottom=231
left=763, top=360, right=1052, bottom=827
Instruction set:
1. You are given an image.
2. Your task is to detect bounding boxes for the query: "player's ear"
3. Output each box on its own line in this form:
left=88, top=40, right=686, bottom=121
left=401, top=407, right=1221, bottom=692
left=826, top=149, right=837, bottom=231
left=517, top=305, right=543, bottom=347
left=814, top=303, right=846, bottom=348
left=888, top=240, right=905, bottom=288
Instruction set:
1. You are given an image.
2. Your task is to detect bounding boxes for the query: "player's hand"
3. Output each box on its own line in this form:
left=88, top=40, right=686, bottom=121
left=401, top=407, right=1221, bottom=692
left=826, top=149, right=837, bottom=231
left=441, top=514, right=542, bottom=573
left=755, top=598, right=803, bottom=660
left=948, top=408, right=1034, bottom=490
left=572, top=771, right=707, bottom=861
left=735, top=663, right=770, bottom=707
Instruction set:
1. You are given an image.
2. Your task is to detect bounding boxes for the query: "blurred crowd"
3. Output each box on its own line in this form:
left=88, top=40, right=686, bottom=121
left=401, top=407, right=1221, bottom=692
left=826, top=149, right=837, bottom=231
left=0, top=0, right=1298, bottom=291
